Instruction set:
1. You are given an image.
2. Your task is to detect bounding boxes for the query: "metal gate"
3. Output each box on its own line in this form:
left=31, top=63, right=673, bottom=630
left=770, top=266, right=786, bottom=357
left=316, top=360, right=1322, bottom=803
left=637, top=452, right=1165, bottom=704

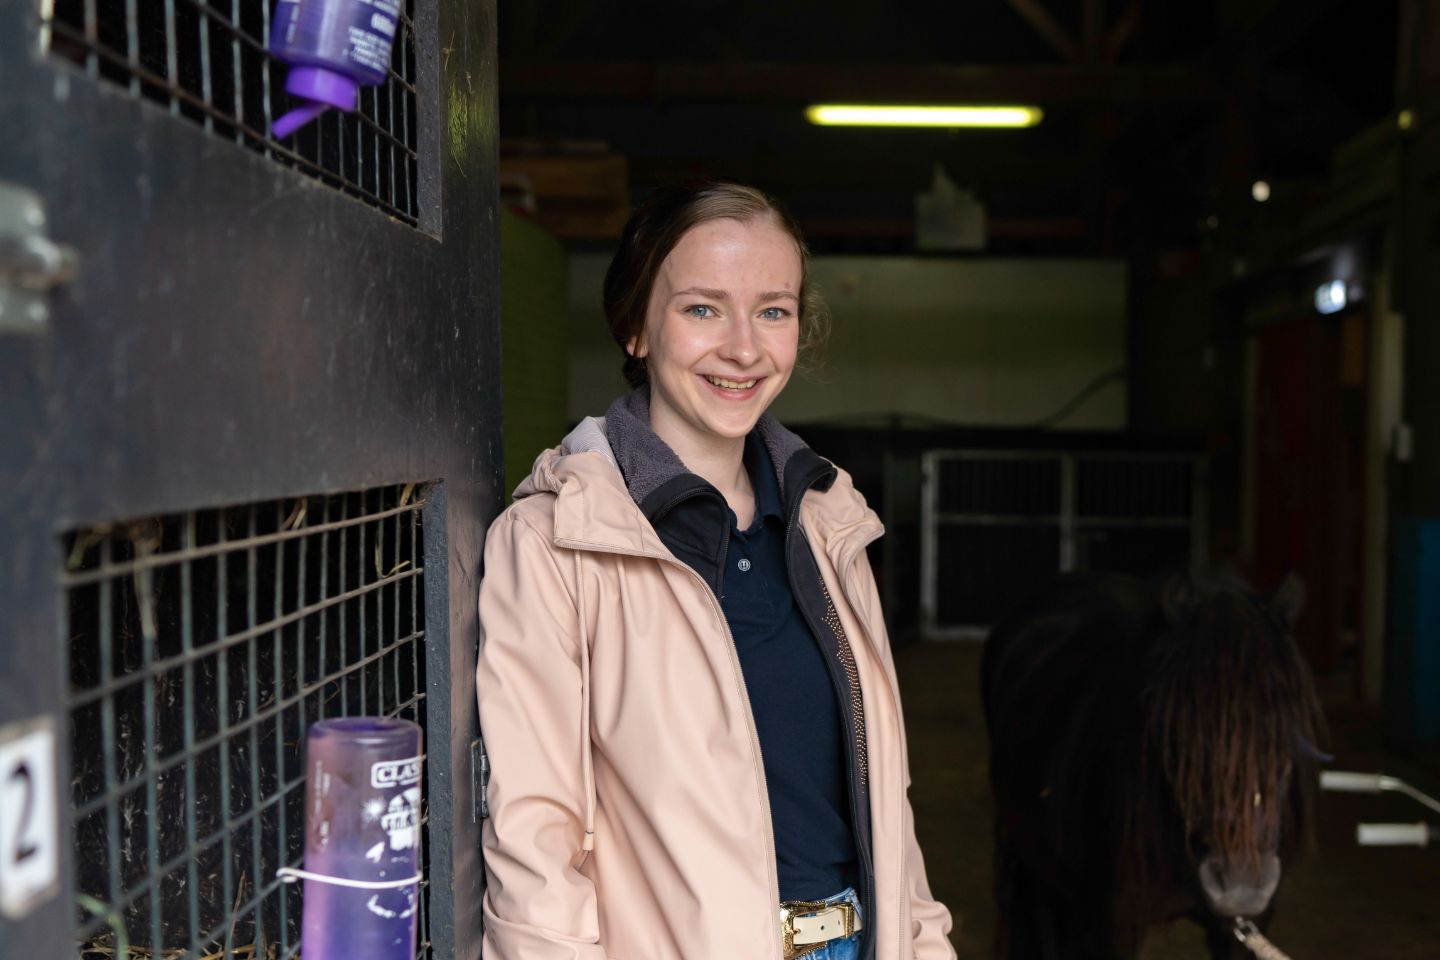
left=0, top=0, right=499, bottom=955
left=920, top=450, right=1207, bottom=639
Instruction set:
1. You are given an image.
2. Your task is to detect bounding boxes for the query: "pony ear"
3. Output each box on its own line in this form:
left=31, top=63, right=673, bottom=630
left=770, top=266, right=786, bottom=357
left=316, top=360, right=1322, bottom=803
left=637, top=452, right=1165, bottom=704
left=1268, top=572, right=1306, bottom=628
left=1160, top=574, right=1201, bottom=625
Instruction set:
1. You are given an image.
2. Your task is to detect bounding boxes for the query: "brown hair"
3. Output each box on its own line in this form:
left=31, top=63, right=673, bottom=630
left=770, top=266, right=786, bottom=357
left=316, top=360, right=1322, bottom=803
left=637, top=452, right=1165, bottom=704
left=603, top=182, right=828, bottom=388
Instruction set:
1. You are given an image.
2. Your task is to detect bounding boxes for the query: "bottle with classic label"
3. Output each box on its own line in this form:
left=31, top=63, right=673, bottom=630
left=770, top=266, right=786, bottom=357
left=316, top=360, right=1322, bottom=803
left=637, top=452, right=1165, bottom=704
left=300, top=717, right=423, bottom=960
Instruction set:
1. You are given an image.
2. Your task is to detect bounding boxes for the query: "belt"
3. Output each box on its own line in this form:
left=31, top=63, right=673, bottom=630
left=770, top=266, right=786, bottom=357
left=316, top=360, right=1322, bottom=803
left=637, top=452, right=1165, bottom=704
left=780, top=897, right=862, bottom=960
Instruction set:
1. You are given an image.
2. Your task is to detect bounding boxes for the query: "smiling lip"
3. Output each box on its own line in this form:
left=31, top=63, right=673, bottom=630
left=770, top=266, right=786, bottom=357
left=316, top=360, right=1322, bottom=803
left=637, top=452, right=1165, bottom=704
left=702, top=374, right=761, bottom=394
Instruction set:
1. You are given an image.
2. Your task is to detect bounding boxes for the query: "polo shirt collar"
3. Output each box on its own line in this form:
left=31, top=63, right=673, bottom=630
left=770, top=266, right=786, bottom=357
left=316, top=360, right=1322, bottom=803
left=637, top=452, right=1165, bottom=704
left=743, top=431, right=786, bottom=526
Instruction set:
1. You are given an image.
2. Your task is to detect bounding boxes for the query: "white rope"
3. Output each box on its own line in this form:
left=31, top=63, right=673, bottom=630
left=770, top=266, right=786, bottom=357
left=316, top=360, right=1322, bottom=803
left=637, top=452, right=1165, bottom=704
left=1234, top=918, right=1295, bottom=960
left=276, top=866, right=422, bottom=890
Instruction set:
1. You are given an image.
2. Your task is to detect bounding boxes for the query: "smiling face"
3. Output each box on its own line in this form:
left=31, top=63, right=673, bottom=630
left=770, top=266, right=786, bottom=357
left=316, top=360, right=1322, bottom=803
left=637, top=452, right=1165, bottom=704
left=628, top=216, right=802, bottom=461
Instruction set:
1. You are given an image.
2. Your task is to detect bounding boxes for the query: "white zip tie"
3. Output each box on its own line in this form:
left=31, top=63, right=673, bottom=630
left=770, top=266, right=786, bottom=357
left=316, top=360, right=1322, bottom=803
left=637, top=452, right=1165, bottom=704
left=276, top=867, right=422, bottom=890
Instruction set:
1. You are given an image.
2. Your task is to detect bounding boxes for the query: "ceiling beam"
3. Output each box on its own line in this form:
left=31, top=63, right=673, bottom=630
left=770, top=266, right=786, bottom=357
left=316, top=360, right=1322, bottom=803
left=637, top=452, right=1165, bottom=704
left=1103, top=1, right=1143, bottom=63
left=500, top=61, right=1216, bottom=106
left=1083, top=0, right=1106, bottom=62
left=1005, top=0, right=1084, bottom=63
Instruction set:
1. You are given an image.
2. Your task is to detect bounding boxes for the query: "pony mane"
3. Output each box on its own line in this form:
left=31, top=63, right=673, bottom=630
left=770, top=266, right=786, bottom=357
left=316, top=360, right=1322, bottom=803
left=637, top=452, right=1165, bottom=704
left=1137, top=580, right=1325, bottom=874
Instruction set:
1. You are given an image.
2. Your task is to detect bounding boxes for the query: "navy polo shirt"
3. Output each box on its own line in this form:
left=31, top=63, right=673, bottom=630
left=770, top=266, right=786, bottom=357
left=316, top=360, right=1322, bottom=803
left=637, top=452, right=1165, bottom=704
left=719, top=434, right=859, bottom=901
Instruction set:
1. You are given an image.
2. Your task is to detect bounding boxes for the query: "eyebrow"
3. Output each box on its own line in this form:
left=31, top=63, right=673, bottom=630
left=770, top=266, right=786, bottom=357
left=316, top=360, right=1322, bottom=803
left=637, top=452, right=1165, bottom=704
left=671, top=287, right=800, bottom=303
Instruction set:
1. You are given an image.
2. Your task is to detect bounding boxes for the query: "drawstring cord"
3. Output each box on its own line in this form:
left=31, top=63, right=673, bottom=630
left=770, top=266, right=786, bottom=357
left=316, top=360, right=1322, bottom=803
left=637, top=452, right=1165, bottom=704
left=576, top=551, right=596, bottom=852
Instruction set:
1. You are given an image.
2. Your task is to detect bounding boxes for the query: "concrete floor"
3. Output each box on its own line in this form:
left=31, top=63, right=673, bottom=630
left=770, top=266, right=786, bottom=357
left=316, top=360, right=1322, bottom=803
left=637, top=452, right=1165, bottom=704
left=896, top=640, right=1440, bottom=959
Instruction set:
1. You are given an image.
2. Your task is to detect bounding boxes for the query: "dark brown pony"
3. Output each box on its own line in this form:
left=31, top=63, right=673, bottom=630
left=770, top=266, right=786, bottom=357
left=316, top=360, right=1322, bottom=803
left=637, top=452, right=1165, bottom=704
left=982, top=572, right=1325, bottom=959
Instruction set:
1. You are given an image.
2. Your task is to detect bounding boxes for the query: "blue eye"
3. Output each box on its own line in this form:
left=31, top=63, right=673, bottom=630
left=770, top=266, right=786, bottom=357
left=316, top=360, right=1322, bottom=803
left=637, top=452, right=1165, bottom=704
left=685, top=305, right=715, bottom=319
left=760, top=307, right=789, bottom=321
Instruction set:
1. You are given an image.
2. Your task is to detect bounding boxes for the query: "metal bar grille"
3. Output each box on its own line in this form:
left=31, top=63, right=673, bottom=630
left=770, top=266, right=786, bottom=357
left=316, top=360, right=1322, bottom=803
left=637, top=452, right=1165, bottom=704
left=920, top=451, right=1206, bottom=638
left=40, top=0, right=422, bottom=225
left=66, top=483, right=432, bottom=959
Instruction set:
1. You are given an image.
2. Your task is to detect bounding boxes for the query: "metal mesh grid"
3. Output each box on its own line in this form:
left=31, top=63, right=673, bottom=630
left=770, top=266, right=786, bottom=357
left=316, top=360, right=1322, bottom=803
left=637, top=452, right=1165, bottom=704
left=40, top=0, right=422, bottom=225
left=1075, top=457, right=1195, bottom=518
left=922, top=451, right=1204, bottom=636
left=64, top=483, right=432, bottom=959
left=936, top=456, right=1061, bottom=515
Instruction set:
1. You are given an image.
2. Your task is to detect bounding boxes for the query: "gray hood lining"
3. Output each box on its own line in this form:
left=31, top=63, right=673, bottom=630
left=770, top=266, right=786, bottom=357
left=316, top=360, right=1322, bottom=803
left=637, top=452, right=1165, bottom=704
left=560, top=416, right=619, bottom=471
left=601, top=387, right=814, bottom=507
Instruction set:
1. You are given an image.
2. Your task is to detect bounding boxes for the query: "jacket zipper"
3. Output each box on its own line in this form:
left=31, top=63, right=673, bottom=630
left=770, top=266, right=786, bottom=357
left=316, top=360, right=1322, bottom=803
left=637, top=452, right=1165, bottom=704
left=674, top=479, right=875, bottom=956
left=787, top=499, right=877, bottom=960
left=818, top=574, right=868, bottom=789
left=830, top=532, right=908, bottom=960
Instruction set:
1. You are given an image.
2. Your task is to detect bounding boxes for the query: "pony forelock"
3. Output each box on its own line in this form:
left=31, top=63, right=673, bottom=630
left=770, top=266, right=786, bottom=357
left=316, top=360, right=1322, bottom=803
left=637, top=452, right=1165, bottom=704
left=1139, top=587, right=1324, bottom=873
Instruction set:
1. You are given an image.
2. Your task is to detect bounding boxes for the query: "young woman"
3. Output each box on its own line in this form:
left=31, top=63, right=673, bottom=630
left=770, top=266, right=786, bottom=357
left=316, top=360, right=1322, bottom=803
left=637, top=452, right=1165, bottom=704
left=476, top=183, right=954, bottom=960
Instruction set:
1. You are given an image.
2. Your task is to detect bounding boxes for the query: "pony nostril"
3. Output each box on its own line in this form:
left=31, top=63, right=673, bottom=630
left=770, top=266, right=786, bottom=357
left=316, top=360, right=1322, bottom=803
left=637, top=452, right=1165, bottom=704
left=1199, top=857, right=1228, bottom=903
left=1198, top=855, right=1282, bottom=917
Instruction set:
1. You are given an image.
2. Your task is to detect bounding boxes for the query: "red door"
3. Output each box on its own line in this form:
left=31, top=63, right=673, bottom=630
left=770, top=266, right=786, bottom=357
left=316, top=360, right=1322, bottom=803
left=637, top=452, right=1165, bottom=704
left=1252, top=312, right=1367, bottom=678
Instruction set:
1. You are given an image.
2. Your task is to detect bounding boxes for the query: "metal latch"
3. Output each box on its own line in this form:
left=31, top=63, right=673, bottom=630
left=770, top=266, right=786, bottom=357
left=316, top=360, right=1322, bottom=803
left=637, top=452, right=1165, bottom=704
left=0, top=183, right=79, bottom=334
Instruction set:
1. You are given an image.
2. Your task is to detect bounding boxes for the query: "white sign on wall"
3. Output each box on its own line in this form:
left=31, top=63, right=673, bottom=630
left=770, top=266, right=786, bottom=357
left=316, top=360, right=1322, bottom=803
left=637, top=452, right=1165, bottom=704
left=0, top=717, right=60, bottom=918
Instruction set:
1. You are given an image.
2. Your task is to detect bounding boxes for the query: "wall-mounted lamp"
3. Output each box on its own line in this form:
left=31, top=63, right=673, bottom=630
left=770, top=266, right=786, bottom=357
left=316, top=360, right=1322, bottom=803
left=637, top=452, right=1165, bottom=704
left=805, top=105, right=1043, bottom=128
left=1252, top=180, right=1271, bottom=202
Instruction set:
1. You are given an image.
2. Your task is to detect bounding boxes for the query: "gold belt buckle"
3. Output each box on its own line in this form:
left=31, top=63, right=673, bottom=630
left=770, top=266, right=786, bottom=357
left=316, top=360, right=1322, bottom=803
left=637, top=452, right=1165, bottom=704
left=781, top=899, right=856, bottom=960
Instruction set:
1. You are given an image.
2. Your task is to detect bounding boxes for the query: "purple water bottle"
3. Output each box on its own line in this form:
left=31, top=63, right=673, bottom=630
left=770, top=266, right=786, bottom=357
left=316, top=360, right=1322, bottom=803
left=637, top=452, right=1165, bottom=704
left=269, top=0, right=402, bottom=138
left=286, top=717, right=423, bottom=960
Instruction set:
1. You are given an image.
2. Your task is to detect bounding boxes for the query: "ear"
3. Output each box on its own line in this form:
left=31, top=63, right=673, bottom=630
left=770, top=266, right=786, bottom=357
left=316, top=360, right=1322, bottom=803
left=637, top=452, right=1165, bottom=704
left=627, top=332, right=647, bottom=359
left=1268, top=572, right=1306, bottom=628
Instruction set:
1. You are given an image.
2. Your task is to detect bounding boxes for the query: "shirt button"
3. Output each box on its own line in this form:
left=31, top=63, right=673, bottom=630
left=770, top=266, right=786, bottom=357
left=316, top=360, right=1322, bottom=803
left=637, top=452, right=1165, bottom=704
left=737, top=558, right=752, bottom=573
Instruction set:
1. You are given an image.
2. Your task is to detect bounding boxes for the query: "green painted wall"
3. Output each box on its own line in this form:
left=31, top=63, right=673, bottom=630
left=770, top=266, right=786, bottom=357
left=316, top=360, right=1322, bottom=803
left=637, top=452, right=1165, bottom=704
left=567, top=254, right=1128, bottom=429
left=500, top=210, right=570, bottom=495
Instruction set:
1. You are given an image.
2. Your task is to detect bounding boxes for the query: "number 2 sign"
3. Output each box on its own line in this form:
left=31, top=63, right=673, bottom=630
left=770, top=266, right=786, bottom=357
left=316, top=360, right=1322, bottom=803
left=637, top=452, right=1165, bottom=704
left=0, top=718, right=59, bottom=918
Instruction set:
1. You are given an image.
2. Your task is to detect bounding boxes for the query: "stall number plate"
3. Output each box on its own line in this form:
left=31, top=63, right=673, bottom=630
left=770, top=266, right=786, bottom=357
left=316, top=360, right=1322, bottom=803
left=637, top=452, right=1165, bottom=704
left=0, top=718, right=59, bottom=918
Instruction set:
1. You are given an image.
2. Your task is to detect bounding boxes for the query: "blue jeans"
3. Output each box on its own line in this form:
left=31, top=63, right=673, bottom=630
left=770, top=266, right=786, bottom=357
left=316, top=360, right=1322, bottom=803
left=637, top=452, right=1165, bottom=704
left=791, top=888, right=863, bottom=960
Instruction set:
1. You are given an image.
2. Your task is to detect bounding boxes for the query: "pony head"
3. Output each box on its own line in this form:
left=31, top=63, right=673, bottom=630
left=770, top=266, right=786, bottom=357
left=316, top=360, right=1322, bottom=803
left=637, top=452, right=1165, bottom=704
left=1137, top=573, right=1325, bottom=920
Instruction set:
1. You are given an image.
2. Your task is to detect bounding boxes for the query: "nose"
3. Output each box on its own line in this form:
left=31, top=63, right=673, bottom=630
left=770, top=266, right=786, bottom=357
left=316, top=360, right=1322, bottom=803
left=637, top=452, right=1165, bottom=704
left=1198, top=854, right=1281, bottom=917
left=718, top=315, right=758, bottom=366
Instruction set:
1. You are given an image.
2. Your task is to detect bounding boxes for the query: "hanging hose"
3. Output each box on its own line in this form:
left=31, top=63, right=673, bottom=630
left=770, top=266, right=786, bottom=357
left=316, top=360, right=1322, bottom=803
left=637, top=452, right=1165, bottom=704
left=1234, top=918, right=1295, bottom=960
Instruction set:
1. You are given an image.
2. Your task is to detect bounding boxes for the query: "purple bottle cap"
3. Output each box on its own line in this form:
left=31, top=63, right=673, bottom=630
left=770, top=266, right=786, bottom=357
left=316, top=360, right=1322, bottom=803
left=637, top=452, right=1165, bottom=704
left=272, top=66, right=360, bottom=139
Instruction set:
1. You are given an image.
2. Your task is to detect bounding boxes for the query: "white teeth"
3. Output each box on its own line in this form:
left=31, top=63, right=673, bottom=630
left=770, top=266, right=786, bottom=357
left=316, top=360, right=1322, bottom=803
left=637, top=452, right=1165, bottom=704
left=705, top=375, right=757, bottom=390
